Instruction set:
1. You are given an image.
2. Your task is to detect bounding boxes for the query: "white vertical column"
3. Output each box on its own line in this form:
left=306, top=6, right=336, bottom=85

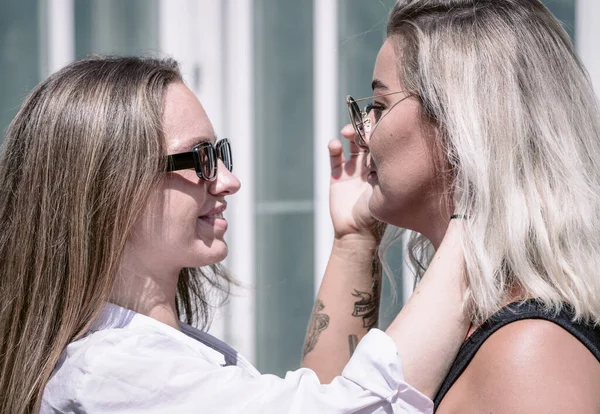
left=313, top=0, right=338, bottom=294
left=159, top=0, right=196, bottom=86
left=193, top=1, right=228, bottom=341
left=576, top=0, right=600, bottom=96
left=193, top=1, right=225, bottom=134
left=223, top=0, right=256, bottom=364
left=42, top=0, right=75, bottom=77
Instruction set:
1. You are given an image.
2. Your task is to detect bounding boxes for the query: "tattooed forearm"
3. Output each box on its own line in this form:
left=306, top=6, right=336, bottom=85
left=351, top=279, right=380, bottom=329
left=352, top=255, right=382, bottom=329
left=303, top=299, right=330, bottom=357
left=348, top=334, right=359, bottom=357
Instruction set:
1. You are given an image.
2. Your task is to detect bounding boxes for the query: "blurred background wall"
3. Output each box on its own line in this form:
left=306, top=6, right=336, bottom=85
left=0, top=0, right=593, bottom=377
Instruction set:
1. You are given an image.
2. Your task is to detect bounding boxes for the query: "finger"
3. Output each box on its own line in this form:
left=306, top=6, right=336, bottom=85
left=328, top=139, right=346, bottom=173
left=341, top=123, right=363, bottom=154
left=341, top=123, right=355, bottom=140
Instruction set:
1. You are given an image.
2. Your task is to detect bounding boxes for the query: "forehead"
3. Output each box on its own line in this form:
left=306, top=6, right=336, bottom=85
left=162, top=82, right=216, bottom=152
left=373, top=39, right=402, bottom=90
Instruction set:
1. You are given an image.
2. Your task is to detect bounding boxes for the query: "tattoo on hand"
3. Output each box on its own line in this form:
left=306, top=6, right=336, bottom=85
left=352, top=279, right=380, bottom=329
left=303, top=299, right=330, bottom=357
left=348, top=334, right=359, bottom=357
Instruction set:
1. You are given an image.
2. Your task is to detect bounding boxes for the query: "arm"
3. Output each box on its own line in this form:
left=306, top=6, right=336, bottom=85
left=385, top=219, right=467, bottom=398
left=303, top=219, right=467, bottom=398
left=301, top=126, right=469, bottom=398
left=65, top=329, right=432, bottom=413
left=301, top=236, right=381, bottom=384
left=301, top=131, right=385, bottom=383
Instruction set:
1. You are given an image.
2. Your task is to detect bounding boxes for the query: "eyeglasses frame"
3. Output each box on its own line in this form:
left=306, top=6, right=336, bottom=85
left=346, top=91, right=407, bottom=148
left=165, top=138, right=233, bottom=182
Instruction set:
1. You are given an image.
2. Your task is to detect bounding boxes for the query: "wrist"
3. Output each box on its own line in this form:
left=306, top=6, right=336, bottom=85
left=333, top=234, right=378, bottom=249
left=331, top=236, right=379, bottom=264
left=333, top=221, right=386, bottom=245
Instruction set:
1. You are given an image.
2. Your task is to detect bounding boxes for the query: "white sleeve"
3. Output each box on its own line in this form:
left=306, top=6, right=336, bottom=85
left=69, top=329, right=433, bottom=414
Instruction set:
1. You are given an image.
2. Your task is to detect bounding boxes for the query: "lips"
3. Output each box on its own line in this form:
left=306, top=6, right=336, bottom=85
left=198, top=203, right=227, bottom=220
left=366, top=168, right=378, bottom=184
left=198, top=203, right=228, bottom=231
left=365, top=152, right=377, bottom=184
left=199, top=212, right=224, bottom=220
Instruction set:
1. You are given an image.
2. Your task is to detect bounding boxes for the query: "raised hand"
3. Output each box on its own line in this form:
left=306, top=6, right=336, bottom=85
left=328, top=124, right=384, bottom=242
left=303, top=125, right=385, bottom=383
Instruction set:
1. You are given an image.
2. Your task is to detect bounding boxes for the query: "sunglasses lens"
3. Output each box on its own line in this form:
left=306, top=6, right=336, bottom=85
left=217, top=139, right=233, bottom=172
left=347, top=97, right=366, bottom=147
left=194, top=144, right=217, bottom=181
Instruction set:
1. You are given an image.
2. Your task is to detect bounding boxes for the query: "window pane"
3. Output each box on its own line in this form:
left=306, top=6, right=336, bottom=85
left=254, top=3, right=314, bottom=202
left=255, top=213, right=314, bottom=376
left=0, top=0, right=41, bottom=142
left=254, top=1, right=314, bottom=376
left=339, top=1, right=395, bottom=121
left=75, top=0, right=159, bottom=57
left=544, top=0, right=576, bottom=40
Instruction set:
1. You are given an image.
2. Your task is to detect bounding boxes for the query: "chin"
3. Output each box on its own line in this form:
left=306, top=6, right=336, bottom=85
left=369, top=194, right=414, bottom=229
left=370, top=208, right=398, bottom=227
left=369, top=194, right=395, bottom=226
left=195, top=240, right=229, bottom=266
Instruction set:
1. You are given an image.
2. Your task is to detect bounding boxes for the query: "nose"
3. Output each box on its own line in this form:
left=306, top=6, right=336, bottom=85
left=208, top=159, right=241, bottom=196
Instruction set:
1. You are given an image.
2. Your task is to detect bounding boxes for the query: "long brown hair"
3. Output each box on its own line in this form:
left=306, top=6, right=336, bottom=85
left=0, top=56, right=232, bottom=413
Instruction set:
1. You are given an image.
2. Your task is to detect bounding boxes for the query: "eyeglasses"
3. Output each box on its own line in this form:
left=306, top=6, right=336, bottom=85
left=346, top=91, right=407, bottom=148
left=165, top=138, right=232, bottom=181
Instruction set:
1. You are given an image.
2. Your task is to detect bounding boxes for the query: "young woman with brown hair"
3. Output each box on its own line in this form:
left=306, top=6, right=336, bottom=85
left=0, top=56, right=467, bottom=413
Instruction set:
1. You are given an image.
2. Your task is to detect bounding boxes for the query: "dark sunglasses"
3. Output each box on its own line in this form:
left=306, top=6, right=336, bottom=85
left=165, top=138, right=232, bottom=181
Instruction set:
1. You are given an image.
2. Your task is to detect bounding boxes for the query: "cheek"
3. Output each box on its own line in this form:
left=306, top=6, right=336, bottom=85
left=160, top=190, right=204, bottom=238
left=368, top=126, right=440, bottom=223
left=125, top=179, right=227, bottom=268
left=370, top=111, right=437, bottom=182
left=134, top=181, right=206, bottom=242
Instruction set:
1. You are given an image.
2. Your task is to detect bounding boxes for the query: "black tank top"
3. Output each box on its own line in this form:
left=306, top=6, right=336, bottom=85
left=433, top=299, right=600, bottom=410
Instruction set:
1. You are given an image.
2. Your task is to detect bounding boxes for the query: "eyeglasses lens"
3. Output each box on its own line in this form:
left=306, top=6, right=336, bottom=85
left=347, top=97, right=366, bottom=148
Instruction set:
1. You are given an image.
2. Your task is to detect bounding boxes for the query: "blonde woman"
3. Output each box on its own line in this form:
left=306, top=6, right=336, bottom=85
left=0, top=56, right=468, bottom=413
left=311, top=0, right=600, bottom=412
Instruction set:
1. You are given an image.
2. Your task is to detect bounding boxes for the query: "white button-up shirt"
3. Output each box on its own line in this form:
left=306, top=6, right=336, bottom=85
left=41, top=303, right=433, bottom=413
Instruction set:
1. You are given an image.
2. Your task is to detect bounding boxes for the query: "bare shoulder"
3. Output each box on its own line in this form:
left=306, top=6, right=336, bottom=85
left=438, top=318, right=600, bottom=413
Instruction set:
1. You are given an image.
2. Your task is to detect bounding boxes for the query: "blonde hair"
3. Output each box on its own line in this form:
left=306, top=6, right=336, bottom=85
left=0, top=57, right=231, bottom=413
left=381, top=0, right=600, bottom=325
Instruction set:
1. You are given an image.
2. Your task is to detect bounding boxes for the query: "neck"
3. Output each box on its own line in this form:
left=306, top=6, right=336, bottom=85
left=111, top=250, right=182, bottom=330
left=418, top=205, right=454, bottom=251
left=427, top=218, right=450, bottom=251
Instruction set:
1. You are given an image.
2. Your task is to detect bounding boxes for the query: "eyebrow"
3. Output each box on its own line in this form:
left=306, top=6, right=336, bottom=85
left=184, top=134, right=218, bottom=152
left=371, top=79, right=389, bottom=91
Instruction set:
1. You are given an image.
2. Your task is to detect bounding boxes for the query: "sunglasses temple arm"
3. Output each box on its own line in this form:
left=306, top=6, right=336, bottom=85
left=166, top=152, right=195, bottom=172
